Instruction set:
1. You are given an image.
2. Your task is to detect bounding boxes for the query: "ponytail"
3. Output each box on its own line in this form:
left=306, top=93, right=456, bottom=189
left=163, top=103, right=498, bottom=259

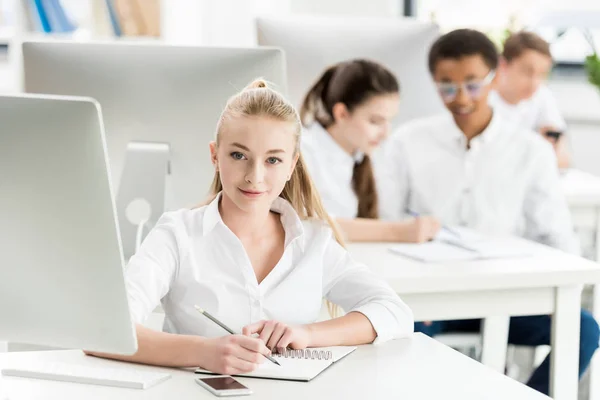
left=300, top=65, right=339, bottom=127
left=352, top=156, right=378, bottom=219
left=301, top=59, right=398, bottom=220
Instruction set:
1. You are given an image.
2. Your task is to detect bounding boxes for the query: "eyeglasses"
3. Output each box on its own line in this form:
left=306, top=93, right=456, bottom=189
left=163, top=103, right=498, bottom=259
left=436, top=70, right=496, bottom=102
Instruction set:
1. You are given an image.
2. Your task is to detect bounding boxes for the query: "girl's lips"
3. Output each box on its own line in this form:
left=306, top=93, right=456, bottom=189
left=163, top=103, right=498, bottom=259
left=239, top=188, right=266, bottom=198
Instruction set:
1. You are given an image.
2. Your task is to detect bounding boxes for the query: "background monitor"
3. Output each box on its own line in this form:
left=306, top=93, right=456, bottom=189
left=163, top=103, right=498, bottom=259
left=257, top=16, right=444, bottom=129
left=23, top=41, right=287, bottom=210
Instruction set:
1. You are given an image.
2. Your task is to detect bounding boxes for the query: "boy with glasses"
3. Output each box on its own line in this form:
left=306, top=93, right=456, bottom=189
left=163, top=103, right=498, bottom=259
left=377, top=28, right=598, bottom=395
left=490, top=31, right=570, bottom=168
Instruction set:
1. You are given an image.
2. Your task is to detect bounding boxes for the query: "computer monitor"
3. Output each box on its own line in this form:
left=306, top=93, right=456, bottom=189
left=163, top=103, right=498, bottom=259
left=0, top=94, right=137, bottom=355
left=22, top=41, right=287, bottom=210
left=256, top=16, right=444, bottom=128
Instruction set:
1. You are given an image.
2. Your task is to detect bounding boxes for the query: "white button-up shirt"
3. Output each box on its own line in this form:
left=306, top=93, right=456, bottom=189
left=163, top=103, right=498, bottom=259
left=377, top=112, right=579, bottom=254
left=302, top=123, right=362, bottom=219
left=488, top=86, right=567, bottom=132
left=125, top=194, right=413, bottom=343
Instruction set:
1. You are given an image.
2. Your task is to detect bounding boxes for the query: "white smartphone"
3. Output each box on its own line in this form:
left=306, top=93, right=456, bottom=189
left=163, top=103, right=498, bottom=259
left=195, top=376, right=253, bottom=397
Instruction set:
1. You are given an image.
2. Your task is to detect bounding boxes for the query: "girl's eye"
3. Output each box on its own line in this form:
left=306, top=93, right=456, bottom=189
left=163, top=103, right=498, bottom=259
left=231, top=152, right=246, bottom=160
left=267, top=157, right=281, bottom=165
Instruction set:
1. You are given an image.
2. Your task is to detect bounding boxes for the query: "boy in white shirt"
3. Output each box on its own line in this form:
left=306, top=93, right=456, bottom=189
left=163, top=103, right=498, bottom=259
left=378, top=28, right=598, bottom=395
left=489, top=31, right=570, bottom=168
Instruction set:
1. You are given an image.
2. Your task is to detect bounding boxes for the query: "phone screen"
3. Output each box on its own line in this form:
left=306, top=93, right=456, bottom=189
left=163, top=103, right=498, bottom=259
left=200, top=376, right=248, bottom=391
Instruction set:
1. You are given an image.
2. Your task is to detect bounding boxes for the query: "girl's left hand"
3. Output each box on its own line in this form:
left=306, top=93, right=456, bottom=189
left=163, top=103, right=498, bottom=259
left=242, top=320, right=312, bottom=352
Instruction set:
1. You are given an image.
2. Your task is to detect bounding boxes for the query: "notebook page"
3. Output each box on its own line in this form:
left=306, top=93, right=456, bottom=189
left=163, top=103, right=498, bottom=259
left=250, top=357, right=332, bottom=381
left=195, top=346, right=356, bottom=381
left=391, top=226, right=532, bottom=262
left=437, top=227, right=531, bottom=259
left=390, top=242, right=479, bottom=262
left=319, top=346, right=356, bottom=362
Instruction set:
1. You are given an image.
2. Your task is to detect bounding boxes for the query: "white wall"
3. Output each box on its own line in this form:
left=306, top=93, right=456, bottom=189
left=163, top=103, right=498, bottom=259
left=548, top=79, right=600, bottom=177
left=290, top=0, right=400, bottom=17
left=161, top=0, right=291, bottom=47
left=160, top=0, right=400, bottom=46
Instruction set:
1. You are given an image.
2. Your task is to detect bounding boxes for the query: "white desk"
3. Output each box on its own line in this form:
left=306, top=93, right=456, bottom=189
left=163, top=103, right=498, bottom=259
left=561, top=168, right=600, bottom=400
left=348, top=238, right=600, bottom=400
left=0, top=333, right=548, bottom=400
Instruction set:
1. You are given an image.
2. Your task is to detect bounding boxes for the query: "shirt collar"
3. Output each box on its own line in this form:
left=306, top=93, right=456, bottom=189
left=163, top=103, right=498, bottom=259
left=306, top=123, right=364, bottom=165
left=202, top=192, right=306, bottom=251
left=441, top=111, right=502, bottom=149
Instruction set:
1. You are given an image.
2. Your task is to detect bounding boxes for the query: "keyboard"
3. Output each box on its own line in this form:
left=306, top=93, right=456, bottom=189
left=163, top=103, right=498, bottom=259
left=1, top=362, right=171, bottom=389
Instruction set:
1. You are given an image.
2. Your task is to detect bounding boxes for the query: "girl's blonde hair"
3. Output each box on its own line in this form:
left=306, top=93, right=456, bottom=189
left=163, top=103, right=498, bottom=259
left=206, top=79, right=344, bottom=317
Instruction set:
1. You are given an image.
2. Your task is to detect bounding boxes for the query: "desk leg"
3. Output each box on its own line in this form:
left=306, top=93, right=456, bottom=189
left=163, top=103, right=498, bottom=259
left=551, top=285, right=582, bottom=400
left=590, top=207, right=600, bottom=400
left=481, top=316, right=510, bottom=373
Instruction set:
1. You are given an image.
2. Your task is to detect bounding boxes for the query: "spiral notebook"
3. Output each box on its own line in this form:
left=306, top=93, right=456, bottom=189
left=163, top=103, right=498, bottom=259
left=195, top=346, right=356, bottom=382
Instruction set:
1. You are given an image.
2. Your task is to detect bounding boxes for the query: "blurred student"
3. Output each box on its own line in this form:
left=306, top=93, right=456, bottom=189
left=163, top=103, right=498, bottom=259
left=301, top=59, right=440, bottom=243
left=378, top=28, right=598, bottom=395
left=490, top=31, right=570, bottom=168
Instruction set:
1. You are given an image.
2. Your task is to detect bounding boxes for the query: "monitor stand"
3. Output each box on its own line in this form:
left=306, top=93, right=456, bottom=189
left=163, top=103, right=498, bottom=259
left=116, top=142, right=170, bottom=261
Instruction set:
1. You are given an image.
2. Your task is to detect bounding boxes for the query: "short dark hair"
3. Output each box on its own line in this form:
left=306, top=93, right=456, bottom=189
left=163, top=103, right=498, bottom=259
left=502, top=31, right=552, bottom=62
left=428, top=29, right=499, bottom=74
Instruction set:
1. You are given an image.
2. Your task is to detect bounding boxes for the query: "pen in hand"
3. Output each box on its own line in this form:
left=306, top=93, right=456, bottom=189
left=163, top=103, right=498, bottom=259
left=194, top=305, right=281, bottom=367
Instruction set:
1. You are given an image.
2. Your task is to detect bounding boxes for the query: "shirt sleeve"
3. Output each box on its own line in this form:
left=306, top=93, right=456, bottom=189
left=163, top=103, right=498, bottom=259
left=321, top=229, right=414, bottom=343
left=376, top=132, right=411, bottom=221
left=523, top=143, right=580, bottom=255
left=125, top=212, right=181, bottom=324
left=536, top=87, right=567, bottom=131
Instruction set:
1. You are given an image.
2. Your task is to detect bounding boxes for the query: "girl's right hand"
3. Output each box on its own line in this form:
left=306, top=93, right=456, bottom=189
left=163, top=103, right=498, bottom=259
left=403, top=216, right=441, bottom=243
left=198, top=335, right=271, bottom=375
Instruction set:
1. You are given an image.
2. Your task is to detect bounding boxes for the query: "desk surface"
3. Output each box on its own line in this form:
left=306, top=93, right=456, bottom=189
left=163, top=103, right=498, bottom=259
left=561, top=168, right=600, bottom=207
left=0, top=334, right=547, bottom=400
left=349, top=237, right=600, bottom=294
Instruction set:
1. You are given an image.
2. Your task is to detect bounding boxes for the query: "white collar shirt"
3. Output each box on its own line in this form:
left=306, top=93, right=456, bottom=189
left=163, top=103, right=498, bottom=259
left=125, top=194, right=414, bottom=343
left=301, top=123, right=364, bottom=219
left=376, top=112, right=579, bottom=254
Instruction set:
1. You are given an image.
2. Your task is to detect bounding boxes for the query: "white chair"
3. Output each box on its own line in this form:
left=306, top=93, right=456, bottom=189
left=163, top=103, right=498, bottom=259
left=434, top=332, right=482, bottom=359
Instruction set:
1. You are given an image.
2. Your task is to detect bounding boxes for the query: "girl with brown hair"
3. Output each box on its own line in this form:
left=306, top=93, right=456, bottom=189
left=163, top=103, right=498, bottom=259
left=301, top=59, right=440, bottom=242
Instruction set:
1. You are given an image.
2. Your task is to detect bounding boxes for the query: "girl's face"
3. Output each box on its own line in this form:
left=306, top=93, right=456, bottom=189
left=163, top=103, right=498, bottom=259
left=210, top=116, right=298, bottom=213
left=333, top=93, right=400, bottom=155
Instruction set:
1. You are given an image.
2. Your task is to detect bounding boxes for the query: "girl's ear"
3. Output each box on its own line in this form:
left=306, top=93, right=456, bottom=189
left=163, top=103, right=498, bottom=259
left=331, top=102, right=350, bottom=123
left=209, top=141, right=218, bottom=171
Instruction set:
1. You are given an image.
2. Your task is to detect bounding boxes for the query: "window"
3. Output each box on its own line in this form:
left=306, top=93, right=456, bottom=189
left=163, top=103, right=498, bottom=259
left=415, top=0, right=600, bottom=64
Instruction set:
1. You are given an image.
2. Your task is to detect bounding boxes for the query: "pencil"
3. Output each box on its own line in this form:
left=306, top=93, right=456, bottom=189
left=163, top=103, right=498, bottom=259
left=194, top=305, right=281, bottom=367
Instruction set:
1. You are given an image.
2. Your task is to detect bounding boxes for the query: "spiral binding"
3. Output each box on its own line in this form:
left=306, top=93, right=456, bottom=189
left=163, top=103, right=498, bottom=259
left=274, top=349, right=333, bottom=360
